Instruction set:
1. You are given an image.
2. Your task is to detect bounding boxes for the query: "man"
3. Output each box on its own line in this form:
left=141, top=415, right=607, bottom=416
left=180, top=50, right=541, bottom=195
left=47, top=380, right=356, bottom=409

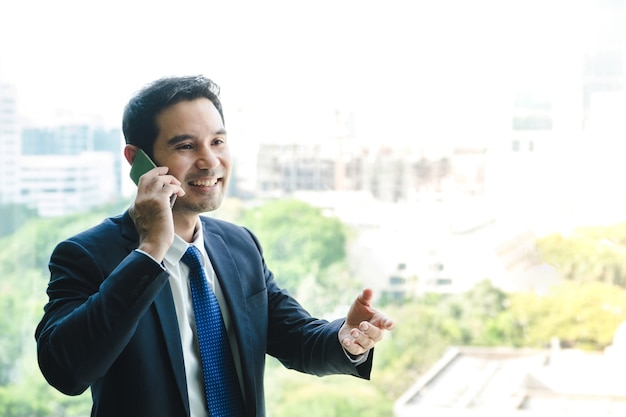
left=35, top=75, right=394, bottom=417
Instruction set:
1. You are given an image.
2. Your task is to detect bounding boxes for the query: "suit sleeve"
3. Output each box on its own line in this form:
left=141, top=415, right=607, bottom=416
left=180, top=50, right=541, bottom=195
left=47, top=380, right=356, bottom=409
left=35, top=240, right=169, bottom=395
left=244, top=228, right=374, bottom=380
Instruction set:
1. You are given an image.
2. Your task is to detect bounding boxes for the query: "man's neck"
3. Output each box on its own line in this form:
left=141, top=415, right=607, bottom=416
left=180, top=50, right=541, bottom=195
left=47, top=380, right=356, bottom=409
left=173, top=214, right=200, bottom=243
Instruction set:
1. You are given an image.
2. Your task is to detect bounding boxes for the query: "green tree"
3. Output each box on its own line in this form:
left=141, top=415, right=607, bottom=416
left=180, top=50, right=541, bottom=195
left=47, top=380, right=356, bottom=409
left=441, top=279, right=511, bottom=346
left=0, top=203, right=38, bottom=237
left=266, top=364, right=391, bottom=417
left=537, top=223, right=626, bottom=287
left=0, top=199, right=130, bottom=415
left=506, top=281, right=626, bottom=350
left=238, top=199, right=358, bottom=314
left=11, top=198, right=626, bottom=416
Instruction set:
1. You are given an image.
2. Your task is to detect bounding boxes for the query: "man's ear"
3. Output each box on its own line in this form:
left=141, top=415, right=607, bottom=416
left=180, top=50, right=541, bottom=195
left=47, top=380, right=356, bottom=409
left=124, top=145, right=139, bottom=166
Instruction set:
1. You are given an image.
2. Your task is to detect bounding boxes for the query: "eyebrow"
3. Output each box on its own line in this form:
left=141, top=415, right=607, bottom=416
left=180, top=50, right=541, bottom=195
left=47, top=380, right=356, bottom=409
left=166, top=129, right=228, bottom=146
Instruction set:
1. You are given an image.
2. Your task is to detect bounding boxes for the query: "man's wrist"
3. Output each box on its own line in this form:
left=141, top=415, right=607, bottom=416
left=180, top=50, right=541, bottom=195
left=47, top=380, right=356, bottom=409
left=342, top=347, right=369, bottom=365
left=135, top=249, right=166, bottom=269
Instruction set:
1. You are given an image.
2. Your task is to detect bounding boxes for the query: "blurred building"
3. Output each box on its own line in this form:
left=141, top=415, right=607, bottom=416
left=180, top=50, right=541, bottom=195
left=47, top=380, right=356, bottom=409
left=257, top=142, right=487, bottom=204
left=247, top=1, right=625, bottom=298
left=0, top=84, right=20, bottom=205
left=17, top=123, right=123, bottom=216
left=394, top=325, right=626, bottom=416
left=20, top=152, right=117, bottom=217
left=256, top=143, right=335, bottom=196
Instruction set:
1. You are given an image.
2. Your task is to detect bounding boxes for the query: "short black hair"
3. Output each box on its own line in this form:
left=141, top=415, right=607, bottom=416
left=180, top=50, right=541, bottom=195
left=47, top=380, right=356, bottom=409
left=122, top=75, right=224, bottom=159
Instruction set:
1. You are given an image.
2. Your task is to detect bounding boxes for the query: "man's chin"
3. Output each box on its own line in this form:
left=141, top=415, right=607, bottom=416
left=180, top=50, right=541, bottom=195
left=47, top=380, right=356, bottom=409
left=174, top=197, right=224, bottom=215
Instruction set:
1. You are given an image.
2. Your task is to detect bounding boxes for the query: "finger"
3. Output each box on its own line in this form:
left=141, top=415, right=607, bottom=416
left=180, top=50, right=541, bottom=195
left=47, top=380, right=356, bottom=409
left=162, top=173, right=182, bottom=187
left=356, top=288, right=374, bottom=307
left=381, top=317, right=395, bottom=330
left=358, top=322, right=383, bottom=342
left=152, top=173, right=181, bottom=190
left=350, top=328, right=376, bottom=350
left=159, top=185, right=176, bottom=208
left=163, top=181, right=185, bottom=196
left=342, top=333, right=364, bottom=355
left=341, top=337, right=363, bottom=355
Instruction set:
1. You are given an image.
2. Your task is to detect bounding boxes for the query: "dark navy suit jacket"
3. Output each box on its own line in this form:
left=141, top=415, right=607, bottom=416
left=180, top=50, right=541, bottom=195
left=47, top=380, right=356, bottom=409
left=35, top=211, right=373, bottom=417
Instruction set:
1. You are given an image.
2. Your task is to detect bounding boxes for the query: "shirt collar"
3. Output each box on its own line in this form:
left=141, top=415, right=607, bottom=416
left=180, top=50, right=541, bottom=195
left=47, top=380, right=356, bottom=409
left=164, top=218, right=206, bottom=266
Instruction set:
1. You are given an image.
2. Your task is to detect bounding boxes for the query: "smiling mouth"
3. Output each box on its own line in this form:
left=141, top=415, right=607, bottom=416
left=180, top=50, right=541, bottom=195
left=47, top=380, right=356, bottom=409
left=189, top=178, right=219, bottom=187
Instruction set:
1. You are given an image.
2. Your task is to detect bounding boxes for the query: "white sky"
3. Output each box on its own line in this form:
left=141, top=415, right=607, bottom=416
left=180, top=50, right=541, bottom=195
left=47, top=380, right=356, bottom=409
left=0, top=0, right=596, bottom=147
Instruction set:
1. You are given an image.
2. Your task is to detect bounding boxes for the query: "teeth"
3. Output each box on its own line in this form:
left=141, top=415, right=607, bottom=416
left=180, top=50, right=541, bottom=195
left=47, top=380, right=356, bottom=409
left=191, top=179, right=218, bottom=187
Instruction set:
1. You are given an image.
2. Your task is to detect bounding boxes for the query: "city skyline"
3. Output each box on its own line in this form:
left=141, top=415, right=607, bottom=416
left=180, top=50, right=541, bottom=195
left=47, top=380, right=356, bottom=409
left=1, top=0, right=624, bottom=231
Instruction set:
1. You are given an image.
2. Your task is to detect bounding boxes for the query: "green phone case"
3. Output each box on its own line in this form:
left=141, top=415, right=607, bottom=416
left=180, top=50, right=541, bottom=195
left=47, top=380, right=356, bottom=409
left=129, top=149, right=157, bottom=185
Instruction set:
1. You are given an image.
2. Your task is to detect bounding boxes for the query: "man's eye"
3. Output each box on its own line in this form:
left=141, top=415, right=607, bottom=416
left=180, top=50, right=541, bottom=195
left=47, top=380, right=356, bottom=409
left=177, top=143, right=193, bottom=150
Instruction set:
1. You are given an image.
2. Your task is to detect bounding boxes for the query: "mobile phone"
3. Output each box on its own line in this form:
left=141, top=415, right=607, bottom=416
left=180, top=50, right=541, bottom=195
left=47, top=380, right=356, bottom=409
left=129, top=149, right=157, bottom=186
left=129, top=149, right=177, bottom=208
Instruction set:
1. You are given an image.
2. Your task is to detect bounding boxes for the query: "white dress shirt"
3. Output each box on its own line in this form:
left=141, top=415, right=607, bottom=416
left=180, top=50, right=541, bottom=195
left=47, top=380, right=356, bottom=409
left=159, top=223, right=245, bottom=417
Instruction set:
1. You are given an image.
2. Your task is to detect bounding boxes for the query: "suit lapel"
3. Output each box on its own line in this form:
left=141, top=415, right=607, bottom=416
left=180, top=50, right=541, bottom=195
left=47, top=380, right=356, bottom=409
left=203, top=227, right=250, bottom=334
left=202, top=229, right=248, bottom=326
left=202, top=226, right=259, bottom=410
left=154, top=285, right=190, bottom=417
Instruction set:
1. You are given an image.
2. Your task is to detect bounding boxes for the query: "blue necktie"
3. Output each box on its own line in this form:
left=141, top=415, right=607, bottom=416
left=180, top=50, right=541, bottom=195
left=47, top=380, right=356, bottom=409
left=182, top=245, right=245, bottom=417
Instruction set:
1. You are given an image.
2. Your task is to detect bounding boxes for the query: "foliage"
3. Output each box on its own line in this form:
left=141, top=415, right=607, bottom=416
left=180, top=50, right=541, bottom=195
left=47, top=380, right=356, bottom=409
left=0, top=203, right=38, bottom=238
left=266, top=363, right=392, bottom=417
left=239, top=199, right=346, bottom=269
left=371, top=281, right=511, bottom=401
left=0, top=355, right=91, bottom=417
left=435, top=280, right=510, bottom=346
left=238, top=199, right=359, bottom=315
left=3, top=198, right=626, bottom=415
left=506, top=281, right=626, bottom=350
left=0, top=199, right=128, bottom=415
left=537, top=222, right=626, bottom=287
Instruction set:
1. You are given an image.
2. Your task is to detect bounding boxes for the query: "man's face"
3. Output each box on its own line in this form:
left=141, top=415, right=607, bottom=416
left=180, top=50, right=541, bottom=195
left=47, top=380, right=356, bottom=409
left=152, top=98, right=231, bottom=215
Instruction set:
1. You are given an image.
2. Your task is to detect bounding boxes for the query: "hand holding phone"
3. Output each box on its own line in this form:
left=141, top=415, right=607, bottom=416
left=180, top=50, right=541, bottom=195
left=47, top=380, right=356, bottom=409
left=129, top=149, right=177, bottom=208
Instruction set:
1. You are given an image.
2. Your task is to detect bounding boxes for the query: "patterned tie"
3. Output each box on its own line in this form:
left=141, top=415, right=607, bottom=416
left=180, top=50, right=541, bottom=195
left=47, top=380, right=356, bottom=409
left=181, top=245, right=245, bottom=417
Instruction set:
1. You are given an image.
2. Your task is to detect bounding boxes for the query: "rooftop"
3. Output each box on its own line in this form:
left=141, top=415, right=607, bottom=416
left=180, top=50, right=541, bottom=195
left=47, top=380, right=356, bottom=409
left=394, top=341, right=626, bottom=416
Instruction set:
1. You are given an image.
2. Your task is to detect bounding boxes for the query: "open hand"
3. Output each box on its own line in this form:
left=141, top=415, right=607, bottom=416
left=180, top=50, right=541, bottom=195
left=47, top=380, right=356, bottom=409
left=339, top=288, right=395, bottom=356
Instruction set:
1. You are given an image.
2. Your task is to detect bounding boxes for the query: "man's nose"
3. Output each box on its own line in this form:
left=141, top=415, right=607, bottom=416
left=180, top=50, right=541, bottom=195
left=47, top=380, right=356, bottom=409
left=196, top=146, right=220, bottom=169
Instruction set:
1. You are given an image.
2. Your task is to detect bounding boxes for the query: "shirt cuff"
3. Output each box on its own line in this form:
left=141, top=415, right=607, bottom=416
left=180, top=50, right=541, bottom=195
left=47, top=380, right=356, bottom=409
left=343, top=347, right=370, bottom=365
left=134, top=249, right=166, bottom=269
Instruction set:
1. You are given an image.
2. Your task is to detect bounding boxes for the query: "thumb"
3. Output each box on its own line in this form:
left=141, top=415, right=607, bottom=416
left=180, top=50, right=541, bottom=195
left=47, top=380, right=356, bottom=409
left=356, top=288, right=374, bottom=307
left=347, top=288, right=375, bottom=326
